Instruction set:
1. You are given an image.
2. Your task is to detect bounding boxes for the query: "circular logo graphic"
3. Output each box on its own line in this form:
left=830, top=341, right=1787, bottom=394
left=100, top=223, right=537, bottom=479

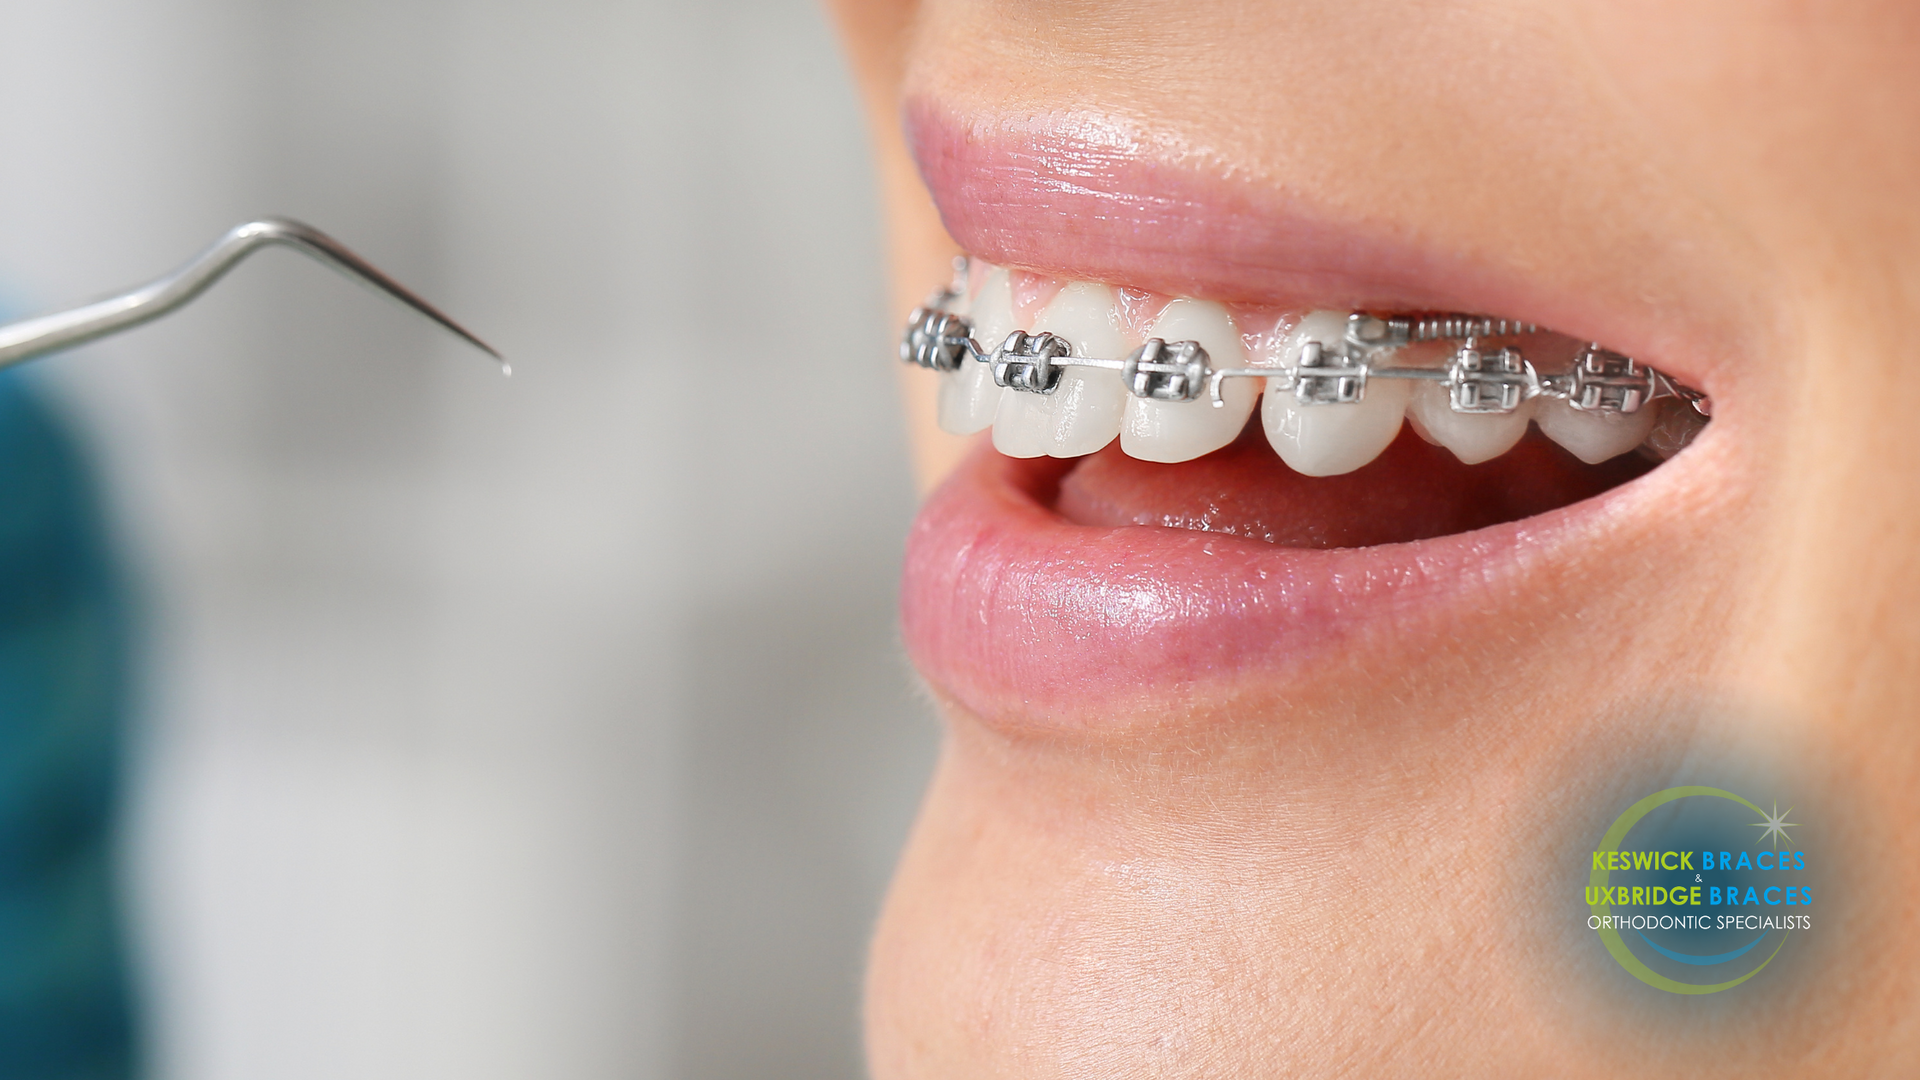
left=1586, top=786, right=1810, bottom=994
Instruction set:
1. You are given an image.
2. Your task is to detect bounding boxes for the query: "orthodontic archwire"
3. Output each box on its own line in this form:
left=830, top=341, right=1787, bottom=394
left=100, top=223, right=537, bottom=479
left=901, top=267, right=1708, bottom=421
left=0, top=218, right=503, bottom=373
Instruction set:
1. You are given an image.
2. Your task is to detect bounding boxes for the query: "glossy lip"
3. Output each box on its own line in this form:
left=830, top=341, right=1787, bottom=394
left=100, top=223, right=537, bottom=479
left=902, top=435, right=1694, bottom=736
left=898, top=101, right=1726, bottom=736
left=906, top=98, right=1735, bottom=394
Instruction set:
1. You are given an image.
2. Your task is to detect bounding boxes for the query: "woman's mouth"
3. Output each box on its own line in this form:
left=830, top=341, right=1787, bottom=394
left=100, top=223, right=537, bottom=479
left=894, top=103, right=1736, bottom=736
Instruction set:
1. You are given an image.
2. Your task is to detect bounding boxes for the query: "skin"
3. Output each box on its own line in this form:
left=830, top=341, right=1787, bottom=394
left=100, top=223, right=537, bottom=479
left=823, top=1, right=1920, bottom=1075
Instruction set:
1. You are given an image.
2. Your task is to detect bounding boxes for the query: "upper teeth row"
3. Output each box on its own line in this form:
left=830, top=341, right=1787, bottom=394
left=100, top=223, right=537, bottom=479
left=900, top=263, right=1710, bottom=474
left=907, top=306, right=1706, bottom=417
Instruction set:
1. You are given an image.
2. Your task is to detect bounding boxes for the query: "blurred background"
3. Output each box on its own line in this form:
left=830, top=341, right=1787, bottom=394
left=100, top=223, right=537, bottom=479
left=0, top=1, right=934, bottom=1077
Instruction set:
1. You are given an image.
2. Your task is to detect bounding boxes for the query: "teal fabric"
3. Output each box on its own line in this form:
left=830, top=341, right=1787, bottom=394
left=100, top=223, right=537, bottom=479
left=0, top=366, right=134, bottom=1080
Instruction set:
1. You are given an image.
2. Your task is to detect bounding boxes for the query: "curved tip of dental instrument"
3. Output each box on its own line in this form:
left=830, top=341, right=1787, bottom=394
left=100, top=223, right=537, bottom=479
left=0, top=216, right=508, bottom=373
left=239, top=217, right=507, bottom=369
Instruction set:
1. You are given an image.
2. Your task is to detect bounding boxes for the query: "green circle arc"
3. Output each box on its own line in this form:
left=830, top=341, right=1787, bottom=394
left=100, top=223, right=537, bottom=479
left=1588, top=786, right=1788, bottom=994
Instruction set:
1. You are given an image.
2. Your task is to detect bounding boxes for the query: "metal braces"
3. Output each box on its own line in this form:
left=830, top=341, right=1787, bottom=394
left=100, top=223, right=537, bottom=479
left=901, top=293, right=1709, bottom=419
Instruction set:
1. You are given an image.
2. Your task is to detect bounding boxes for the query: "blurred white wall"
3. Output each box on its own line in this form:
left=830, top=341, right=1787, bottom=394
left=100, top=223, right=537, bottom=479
left=0, top=1, right=933, bottom=1077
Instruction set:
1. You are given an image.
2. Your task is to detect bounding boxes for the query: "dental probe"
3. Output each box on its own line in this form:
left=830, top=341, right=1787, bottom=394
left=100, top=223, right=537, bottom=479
left=903, top=292, right=1708, bottom=420
left=0, top=218, right=503, bottom=372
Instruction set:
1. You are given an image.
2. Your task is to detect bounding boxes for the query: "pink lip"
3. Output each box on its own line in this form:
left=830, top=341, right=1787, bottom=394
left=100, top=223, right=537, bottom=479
left=906, top=99, right=1735, bottom=390
left=903, top=442, right=1671, bottom=734
left=907, top=100, right=1439, bottom=307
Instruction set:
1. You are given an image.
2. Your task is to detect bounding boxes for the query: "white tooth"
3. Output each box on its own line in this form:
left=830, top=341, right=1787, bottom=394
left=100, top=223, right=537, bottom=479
left=1533, top=398, right=1658, bottom=464
left=1120, top=299, right=1256, bottom=463
left=1261, top=310, right=1408, bottom=476
left=936, top=348, right=1001, bottom=436
left=936, top=267, right=1013, bottom=435
left=1405, top=381, right=1534, bottom=464
left=992, top=282, right=1129, bottom=458
left=1409, top=414, right=1444, bottom=446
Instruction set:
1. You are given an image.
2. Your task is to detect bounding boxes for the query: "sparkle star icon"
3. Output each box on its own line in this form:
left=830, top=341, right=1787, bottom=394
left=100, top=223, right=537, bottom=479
left=1752, top=801, right=1798, bottom=849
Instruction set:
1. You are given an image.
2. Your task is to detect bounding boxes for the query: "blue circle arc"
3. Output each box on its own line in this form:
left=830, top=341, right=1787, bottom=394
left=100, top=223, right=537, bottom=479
left=1634, top=929, right=1770, bottom=967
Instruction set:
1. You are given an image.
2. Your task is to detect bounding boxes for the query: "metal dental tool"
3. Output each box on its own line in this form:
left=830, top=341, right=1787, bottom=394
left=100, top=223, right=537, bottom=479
left=903, top=283, right=1708, bottom=420
left=0, top=218, right=503, bottom=372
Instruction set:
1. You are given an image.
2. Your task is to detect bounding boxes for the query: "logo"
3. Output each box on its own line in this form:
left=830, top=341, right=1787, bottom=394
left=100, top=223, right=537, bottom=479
left=1585, top=786, right=1810, bottom=994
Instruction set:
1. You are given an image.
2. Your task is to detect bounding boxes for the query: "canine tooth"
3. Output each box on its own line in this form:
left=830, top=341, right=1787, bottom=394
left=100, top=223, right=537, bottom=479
left=936, top=267, right=1012, bottom=435
left=1120, top=299, right=1256, bottom=463
left=992, top=282, right=1130, bottom=458
left=1406, top=381, right=1534, bottom=464
left=1533, top=397, right=1659, bottom=463
left=1262, top=310, right=1408, bottom=476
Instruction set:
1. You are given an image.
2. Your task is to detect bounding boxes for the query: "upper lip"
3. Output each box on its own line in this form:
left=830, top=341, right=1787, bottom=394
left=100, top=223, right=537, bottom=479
left=906, top=97, right=1734, bottom=399
left=896, top=98, right=1740, bottom=737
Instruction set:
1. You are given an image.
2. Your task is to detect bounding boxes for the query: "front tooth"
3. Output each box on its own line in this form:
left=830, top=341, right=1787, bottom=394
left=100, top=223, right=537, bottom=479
left=936, top=267, right=1013, bottom=435
left=1405, top=381, right=1534, bottom=464
left=1533, top=398, right=1658, bottom=464
left=992, top=282, right=1130, bottom=458
left=1120, top=299, right=1256, bottom=463
left=1262, top=310, right=1409, bottom=476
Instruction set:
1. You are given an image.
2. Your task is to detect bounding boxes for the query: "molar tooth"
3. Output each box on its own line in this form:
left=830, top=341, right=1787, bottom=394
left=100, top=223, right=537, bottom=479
left=1120, top=299, right=1256, bottom=463
left=1406, top=381, right=1534, bottom=464
left=1533, top=397, right=1659, bottom=464
left=1262, top=311, right=1408, bottom=476
left=936, top=266, right=1011, bottom=435
left=992, top=282, right=1130, bottom=458
left=1640, top=399, right=1709, bottom=460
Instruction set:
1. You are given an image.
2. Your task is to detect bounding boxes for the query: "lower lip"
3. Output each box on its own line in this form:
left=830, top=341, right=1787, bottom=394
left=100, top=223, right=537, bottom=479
left=899, top=440, right=1662, bottom=736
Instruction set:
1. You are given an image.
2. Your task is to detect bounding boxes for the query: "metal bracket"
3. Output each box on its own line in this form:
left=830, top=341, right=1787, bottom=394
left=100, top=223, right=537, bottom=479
left=1122, top=338, right=1210, bottom=402
left=900, top=306, right=975, bottom=372
left=1293, top=340, right=1368, bottom=405
left=1445, top=340, right=1534, bottom=414
left=1567, top=344, right=1655, bottom=413
left=991, top=330, right=1070, bottom=394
